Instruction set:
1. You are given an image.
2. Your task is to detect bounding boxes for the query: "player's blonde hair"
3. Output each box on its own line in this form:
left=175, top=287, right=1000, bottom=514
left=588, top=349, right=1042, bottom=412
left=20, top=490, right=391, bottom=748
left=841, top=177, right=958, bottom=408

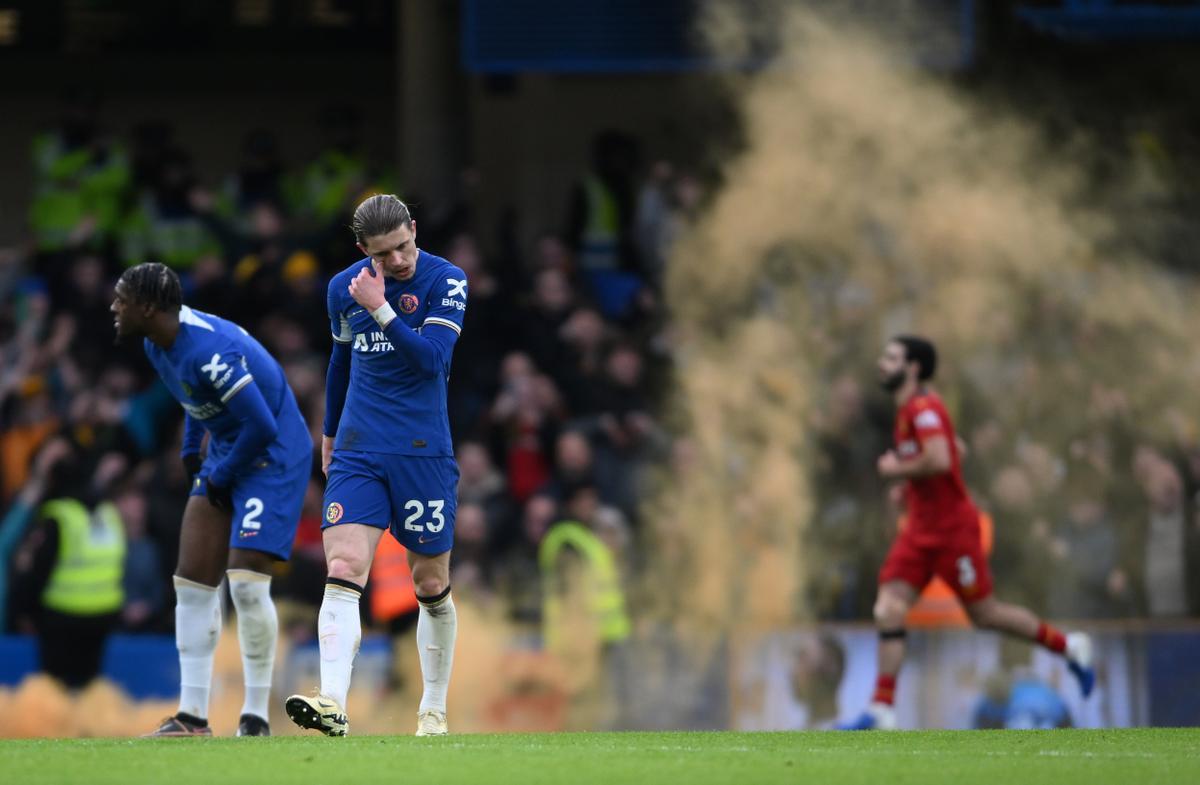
left=351, top=194, right=412, bottom=243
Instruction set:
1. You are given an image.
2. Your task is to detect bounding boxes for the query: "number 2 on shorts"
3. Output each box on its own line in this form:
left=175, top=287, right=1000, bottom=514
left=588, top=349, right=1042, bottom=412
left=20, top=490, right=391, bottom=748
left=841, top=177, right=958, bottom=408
left=242, top=497, right=264, bottom=530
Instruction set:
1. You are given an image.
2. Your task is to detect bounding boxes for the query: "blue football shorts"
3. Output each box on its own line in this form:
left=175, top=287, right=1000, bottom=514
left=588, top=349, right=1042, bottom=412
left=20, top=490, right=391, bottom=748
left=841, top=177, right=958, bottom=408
left=322, top=450, right=459, bottom=555
left=190, top=456, right=310, bottom=560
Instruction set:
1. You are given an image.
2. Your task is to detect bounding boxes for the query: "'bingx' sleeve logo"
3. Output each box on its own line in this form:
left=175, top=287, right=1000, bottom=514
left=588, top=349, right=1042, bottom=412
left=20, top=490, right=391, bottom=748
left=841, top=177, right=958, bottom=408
left=201, top=353, right=230, bottom=382
left=446, top=278, right=467, bottom=298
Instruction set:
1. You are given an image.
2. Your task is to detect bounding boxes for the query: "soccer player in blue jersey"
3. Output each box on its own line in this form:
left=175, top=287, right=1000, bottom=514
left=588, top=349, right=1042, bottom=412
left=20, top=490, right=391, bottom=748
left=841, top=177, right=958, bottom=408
left=285, top=195, right=466, bottom=737
left=112, top=263, right=312, bottom=737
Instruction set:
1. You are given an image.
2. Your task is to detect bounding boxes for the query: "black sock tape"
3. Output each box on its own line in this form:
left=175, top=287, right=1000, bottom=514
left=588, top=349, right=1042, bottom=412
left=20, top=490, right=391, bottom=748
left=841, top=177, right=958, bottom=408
left=416, top=585, right=451, bottom=606
left=326, top=577, right=364, bottom=595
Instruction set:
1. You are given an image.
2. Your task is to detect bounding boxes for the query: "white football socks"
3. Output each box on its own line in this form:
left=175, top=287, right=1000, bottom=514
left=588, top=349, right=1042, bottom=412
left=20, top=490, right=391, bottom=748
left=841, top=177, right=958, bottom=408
left=173, top=576, right=221, bottom=720
left=318, top=581, right=363, bottom=709
left=416, top=590, right=457, bottom=714
left=227, top=569, right=277, bottom=721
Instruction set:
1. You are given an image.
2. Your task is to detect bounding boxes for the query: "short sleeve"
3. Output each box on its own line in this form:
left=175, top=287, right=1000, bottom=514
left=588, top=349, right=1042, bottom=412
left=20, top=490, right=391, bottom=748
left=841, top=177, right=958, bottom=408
left=911, top=404, right=947, bottom=442
left=193, top=346, right=253, bottom=404
left=328, top=276, right=351, bottom=344
left=421, top=265, right=468, bottom=336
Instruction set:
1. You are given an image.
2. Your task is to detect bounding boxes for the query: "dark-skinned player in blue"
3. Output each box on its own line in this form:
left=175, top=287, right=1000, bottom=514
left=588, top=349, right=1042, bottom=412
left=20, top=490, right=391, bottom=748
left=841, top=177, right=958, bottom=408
left=112, top=263, right=312, bottom=737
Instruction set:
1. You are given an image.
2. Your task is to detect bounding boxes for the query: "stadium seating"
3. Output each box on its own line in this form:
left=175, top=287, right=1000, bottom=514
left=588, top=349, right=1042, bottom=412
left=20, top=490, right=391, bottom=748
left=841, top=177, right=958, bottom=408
left=1018, top=0, right=1200, bottom=40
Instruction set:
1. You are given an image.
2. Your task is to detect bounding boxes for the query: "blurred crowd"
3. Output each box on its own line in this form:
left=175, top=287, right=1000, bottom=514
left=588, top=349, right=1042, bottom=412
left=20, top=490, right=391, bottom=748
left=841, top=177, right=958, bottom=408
left=1, top=90, right=1198, bottom=674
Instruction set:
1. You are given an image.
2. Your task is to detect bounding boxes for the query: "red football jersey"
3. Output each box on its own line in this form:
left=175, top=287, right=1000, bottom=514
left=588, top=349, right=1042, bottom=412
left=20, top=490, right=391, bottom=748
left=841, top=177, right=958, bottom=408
left=894, top=390, right=977, bottom=541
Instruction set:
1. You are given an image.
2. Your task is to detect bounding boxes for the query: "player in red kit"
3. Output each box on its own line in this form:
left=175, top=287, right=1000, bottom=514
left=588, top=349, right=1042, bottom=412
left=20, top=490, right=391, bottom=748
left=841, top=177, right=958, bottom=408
left=838, top=336, right=1095, bottom=730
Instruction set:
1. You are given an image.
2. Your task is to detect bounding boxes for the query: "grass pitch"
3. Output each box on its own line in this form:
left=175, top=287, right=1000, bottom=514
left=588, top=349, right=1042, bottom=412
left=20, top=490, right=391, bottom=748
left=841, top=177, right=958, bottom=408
left=2, top=728, right=1197, bottom=785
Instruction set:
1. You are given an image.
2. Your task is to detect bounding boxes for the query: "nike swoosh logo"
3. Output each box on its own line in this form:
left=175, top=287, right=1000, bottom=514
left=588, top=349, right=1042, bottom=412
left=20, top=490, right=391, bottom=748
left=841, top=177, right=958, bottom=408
left=348, top=309, right=366, bottom=317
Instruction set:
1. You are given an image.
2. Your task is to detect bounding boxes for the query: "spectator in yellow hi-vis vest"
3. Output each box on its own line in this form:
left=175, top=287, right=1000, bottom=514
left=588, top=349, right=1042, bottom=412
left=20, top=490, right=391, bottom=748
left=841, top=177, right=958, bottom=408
left=11, top=455, right=126, bottom=689
left=538, top=483, right=631, bottom=728
left=29, top=89, right=131, bottom=255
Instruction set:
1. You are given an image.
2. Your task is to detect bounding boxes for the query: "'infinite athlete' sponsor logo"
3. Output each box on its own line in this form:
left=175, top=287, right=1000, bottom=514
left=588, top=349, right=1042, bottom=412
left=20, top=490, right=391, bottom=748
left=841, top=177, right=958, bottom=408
left=352, top=332, right=394, bottom=352
left=182, top=401, right=222, bottom=420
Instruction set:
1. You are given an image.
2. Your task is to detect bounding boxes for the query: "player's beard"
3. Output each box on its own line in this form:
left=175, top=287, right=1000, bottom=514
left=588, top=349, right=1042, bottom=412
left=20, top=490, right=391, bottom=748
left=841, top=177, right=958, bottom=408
left=112, top=317, right=140, bottom=347
left=879, top=369, right=906, bottom=393
left=112, top=319, right=132, bottom=346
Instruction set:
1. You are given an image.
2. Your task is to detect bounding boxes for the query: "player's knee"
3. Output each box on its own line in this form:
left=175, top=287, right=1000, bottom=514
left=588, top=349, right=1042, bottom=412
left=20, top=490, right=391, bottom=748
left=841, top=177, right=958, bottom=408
left=872, top=600, right=893, bottom=627
left=967, top=601, right=997, bottom=630
left=874, top=593, right=907, bottom=628
left=414, top=575, right=448, bottom=600
left=229, top=579, right=255, bottom=607
left=228, top=573, right=270, bottom=608
left=326, top=554, right=369, bottom=584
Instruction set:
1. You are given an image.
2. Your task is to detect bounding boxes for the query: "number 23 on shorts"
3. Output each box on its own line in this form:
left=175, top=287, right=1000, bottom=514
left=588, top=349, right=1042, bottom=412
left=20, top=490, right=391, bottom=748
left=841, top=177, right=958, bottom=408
left=403, top=499, right=446, bottom=532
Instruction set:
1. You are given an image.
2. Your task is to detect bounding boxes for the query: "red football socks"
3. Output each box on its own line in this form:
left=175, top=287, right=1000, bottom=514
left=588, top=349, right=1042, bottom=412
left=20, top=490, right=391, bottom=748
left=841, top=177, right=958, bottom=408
left=872, top=674, right=897, bottom=706
left=1036, top=622, right=1067, bottom=654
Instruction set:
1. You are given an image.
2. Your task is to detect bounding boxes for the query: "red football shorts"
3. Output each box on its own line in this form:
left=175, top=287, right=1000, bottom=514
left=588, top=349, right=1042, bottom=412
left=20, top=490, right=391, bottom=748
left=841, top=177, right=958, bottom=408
left=879, top=519, right=994, bottom=603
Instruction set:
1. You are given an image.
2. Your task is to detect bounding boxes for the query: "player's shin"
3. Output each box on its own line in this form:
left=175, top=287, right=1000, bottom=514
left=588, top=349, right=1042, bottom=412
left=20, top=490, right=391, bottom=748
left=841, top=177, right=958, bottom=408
left=416, top=587, right=457, bottom=714
left=174, top=576, right=222, bottom=722
left=318, top=578, right=363, bottom=709
left=875, top=628, right=907, bottom=707
left=228, top=569, right=278, bottom=722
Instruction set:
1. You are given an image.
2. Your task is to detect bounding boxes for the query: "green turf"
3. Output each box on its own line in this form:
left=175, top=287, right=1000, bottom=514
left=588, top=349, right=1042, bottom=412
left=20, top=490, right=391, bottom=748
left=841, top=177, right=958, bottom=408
left=2, top=729, right=1197, bottom=785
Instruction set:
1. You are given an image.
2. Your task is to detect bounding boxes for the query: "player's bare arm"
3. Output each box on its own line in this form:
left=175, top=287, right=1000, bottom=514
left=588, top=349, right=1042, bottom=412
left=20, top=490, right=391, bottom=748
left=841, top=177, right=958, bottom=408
left=877, top=435, right=952, bottom=479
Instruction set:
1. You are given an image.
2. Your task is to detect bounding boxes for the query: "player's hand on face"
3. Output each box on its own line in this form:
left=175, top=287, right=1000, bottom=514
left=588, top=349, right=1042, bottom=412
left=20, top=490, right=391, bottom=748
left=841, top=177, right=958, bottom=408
left=349, top=260, right=388, bottom=311
left=877, top=450, right=902, bottom=478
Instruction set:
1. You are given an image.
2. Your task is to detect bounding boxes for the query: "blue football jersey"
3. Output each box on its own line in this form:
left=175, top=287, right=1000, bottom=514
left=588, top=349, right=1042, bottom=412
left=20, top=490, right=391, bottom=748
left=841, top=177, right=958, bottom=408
left=327, top=249, right=467, bottom=456
left=145, top=306, right=312, bottom=471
